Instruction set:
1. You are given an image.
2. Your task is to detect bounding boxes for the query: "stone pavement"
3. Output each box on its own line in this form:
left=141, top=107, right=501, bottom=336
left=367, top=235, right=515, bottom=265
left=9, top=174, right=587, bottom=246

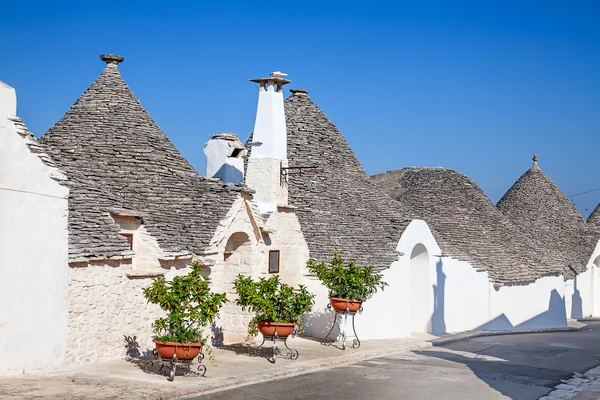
left=0, top=334, right=436, bottom=400
left=540, top=366, right=600, bottom=400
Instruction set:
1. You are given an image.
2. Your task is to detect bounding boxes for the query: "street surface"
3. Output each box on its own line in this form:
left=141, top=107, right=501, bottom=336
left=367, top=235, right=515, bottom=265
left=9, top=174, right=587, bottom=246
left=193, top=322, right=600, bottom=400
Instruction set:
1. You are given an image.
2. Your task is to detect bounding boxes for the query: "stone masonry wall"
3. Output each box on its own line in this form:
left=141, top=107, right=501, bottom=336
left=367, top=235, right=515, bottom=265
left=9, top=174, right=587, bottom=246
left=66, top=193, right=311, bottom=365
left=206, top=196, right=311, bottom=343
left=67, top=260, right=190, bottom=365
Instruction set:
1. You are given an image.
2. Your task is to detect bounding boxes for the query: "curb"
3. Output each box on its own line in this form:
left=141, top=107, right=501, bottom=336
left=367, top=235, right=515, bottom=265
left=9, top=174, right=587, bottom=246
left=431, top=326, right=582, bottom=346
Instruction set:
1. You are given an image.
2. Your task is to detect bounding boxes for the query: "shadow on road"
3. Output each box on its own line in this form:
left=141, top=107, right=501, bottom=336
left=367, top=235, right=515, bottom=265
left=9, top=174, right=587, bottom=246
left=417, top=349, right=568, bottom=399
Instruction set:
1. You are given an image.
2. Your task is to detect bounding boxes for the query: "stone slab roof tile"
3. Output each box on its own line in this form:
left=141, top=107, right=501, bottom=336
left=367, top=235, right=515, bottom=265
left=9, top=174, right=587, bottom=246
left=283, top=90, right=404, bottom=270
left=496, top=158, right=595, bottom=277
left=588, top=204, right=600, bottom=232
left=372, top=167, right=567, bottom=285
left=39, top=55, right=241, bottom=262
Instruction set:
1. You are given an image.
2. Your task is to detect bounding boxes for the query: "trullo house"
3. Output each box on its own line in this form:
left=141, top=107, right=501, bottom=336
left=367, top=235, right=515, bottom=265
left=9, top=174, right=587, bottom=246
left=1, top=54, right=599, bottom=376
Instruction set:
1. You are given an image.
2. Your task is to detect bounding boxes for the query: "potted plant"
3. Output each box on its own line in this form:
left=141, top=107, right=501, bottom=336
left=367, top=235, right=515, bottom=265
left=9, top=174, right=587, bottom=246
left=142, top=262, right=228, bottom=363
left=306, top=253, right=388, bottom=312
left=232, top=274, right=315, bottom=338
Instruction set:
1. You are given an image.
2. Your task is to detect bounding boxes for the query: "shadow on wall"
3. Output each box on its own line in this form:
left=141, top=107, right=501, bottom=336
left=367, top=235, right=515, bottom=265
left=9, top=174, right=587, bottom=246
left=571, top=275, right=584, bottom=319
left=124, top=335, right=153, bottom=359
left=411, top=245, right=446, bottom=335
left=214, top=164, right=243, bottom=184
left=158, top=258, right=190, bottom=271
left=211, top=322, right=224, bottom=347
left=476, top=289, right=566, bottom=331
left=431, top=259, right=447, bottom=334
left=302, top=307, right=339, bottom=340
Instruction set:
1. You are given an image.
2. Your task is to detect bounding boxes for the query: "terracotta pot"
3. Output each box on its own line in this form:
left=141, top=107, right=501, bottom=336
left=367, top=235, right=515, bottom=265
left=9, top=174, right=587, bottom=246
left=258, top=321, right=297, bottom=337
left=153, top=339, right=202, bottom=360
left=330, top=297, right=363, bottom=312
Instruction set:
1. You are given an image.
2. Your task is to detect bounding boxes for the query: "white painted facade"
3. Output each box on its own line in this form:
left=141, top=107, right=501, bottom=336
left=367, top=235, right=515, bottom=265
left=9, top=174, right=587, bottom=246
left=564, top=240, right=600, bottom=320
left=303, top=220, right=588, bottom=340
left=0, top=82, right=70, bottom=375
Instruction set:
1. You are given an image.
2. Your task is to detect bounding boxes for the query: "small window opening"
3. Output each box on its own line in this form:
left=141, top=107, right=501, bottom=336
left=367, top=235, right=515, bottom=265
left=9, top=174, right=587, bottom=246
left=269, top=250, right=280, bottom=274
left=120, top=233, right=133, bottom=250
left=230, top=148, right=243, bottom=158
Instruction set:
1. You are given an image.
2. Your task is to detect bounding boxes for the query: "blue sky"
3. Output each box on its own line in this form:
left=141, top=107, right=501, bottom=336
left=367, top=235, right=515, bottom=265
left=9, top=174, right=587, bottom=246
left=2, top=1, right=599, bottom=217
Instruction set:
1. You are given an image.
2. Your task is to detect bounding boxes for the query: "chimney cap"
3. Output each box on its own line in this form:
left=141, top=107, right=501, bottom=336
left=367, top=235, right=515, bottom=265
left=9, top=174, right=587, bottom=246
left=100, top=54, right=124, bottom=65
left=249, top=76, right=291, bottom=85
left=208, top=133, right=241, bottom=141
left=290, top=88, right=308, bottom=96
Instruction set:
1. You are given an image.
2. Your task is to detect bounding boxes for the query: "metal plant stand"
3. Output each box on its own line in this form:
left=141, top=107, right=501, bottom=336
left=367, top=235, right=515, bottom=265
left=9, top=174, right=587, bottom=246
left=249, top=325, right=299, bottom=363
left=145, top=348, right=207, bottom=382
left=323, top=303, right=363, bottom=350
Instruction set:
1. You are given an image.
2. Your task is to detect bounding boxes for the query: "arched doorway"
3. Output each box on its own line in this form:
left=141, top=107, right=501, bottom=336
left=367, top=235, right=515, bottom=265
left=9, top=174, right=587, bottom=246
left=219, top=232, right=256, bottom=343
left=410, top=244, right=432, bottom=333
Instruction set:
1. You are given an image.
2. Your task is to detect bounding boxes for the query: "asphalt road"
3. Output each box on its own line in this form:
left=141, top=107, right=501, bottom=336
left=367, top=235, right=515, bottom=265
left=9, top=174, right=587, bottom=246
left=192, top=322, right=600, bottom=400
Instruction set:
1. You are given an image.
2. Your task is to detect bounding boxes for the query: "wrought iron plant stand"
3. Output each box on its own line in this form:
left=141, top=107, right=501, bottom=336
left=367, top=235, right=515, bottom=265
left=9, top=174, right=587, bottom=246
left=323, top=302, right=362, bottom=350
left=249, top=323, right=299, bottom=363
left=145, top=346, right=207, bottom=382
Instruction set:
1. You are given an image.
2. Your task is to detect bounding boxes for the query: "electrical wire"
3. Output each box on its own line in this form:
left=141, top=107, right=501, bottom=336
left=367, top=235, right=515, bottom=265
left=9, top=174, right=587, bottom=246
left=568, top=187, right=600, bottom=198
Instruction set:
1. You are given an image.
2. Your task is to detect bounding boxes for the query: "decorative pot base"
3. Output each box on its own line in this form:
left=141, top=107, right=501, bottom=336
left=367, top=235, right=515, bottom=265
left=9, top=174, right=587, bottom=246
left=329, top=297, right=363, bottom=312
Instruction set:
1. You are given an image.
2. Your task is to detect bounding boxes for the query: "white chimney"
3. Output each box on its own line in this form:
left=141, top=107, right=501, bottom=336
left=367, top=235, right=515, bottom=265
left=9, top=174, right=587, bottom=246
left=245, top=73, right=291, bottom=213
left=203, top=133, right=246, bottom=184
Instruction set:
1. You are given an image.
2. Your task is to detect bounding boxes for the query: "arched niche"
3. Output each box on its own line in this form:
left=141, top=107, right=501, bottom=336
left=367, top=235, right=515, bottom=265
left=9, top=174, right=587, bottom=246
left=410, top=243, right=432, bottom=333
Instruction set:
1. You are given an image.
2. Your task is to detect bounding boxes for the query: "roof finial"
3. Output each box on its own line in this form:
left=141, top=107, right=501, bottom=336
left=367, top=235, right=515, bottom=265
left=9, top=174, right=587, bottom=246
left=290, top=88, right=308, bottom=96
left=532, top=154, right=539, bottom=167
left=100, top=54, right=124, bottom=65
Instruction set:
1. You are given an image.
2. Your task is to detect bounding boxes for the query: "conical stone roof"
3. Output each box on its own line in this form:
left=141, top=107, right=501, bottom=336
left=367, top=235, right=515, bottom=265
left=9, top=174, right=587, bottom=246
left=283, top=89, right=404, bottom=270
left=372, top=167, right=560, bottom=285
left=496, top=156, right=595, bottom=275
left=40, top=55, right=243, bottom=262
left=588, top=204, right=600, bottom=232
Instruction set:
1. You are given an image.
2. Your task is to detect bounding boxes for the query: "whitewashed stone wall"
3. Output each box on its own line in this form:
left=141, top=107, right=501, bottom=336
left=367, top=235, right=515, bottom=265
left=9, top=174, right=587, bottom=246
left=587, top=242, right=600, bottom=317
left=563, top=238, right=600, bottom=320
left=245, top=157, right=289, bottom=213
left=110, top=214, right=166, bottom=270
left=0, top=81, right=70, bottom=375
left=206, top=194, right=310, bottom=343
left=65, top=191, right=311, bottom=366
left=214, top=232, right=259, bottom=343
left=264, top=206, right=310, bottom=287
left=66, top=258, right=191, bottom=365
left=303, top=219, right=574, bottom=340
left=66, top=211, right=194, bottom=366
